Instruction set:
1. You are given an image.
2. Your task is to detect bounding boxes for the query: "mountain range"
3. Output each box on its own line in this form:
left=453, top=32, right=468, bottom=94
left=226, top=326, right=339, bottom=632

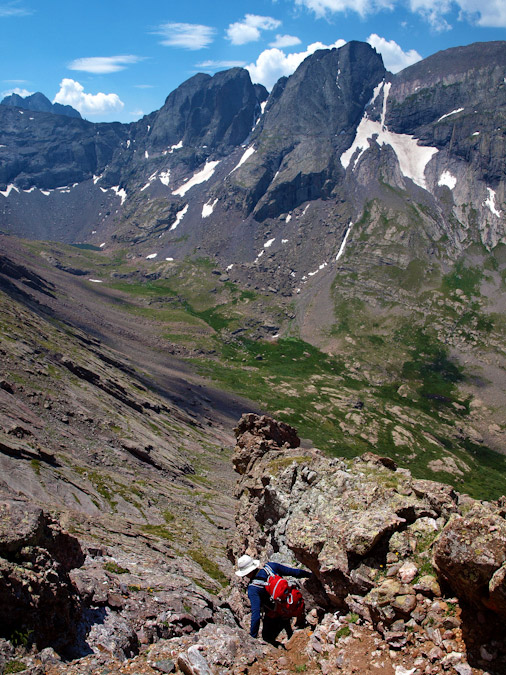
left=1, top=91, right=81, bottom=118
left=0, top=35, right=506, bottom=674
left=1, top=39, right=505, bottom=496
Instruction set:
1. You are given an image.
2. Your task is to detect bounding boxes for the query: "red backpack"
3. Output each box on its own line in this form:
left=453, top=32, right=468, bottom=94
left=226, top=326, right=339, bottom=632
left=254, top=565, right=305, bottom=619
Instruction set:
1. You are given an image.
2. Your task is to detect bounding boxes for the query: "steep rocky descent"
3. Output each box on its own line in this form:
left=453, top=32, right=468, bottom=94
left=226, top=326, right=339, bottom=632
left=1, top=412, right=506, bottom=674
left=228, top=413, right=506, bottom=674
left=1, top=91, right=81, bottom=118
left=0, top=238, right=263, bottom=665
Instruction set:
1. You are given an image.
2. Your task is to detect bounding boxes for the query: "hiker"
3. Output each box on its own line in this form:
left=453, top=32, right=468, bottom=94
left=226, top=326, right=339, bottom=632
left=235, top=554, right=312, bottom=645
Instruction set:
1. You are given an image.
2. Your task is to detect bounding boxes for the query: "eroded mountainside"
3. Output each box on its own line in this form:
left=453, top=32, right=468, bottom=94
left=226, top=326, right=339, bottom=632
left=0, top=236, right=257, bottom=668
left=1, top=415, right=505, bottom=674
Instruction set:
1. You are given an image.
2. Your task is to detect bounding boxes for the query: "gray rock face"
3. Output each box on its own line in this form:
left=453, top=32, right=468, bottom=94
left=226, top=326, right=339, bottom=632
left=229, top=41, right=386, bottom=220
left=145, top=68, right=266, bottom=156
left=0, top=104, right=126, bottom=190
left=433, top=502, right=506, bottom=617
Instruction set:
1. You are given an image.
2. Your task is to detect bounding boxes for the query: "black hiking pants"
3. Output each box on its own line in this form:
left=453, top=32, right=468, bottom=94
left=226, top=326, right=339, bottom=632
left=261, top=614, right=293, bottom=645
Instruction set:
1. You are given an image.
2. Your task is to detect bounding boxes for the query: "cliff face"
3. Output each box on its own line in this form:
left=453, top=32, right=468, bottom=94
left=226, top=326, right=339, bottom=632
left=229, top=414, right=506, bottom=673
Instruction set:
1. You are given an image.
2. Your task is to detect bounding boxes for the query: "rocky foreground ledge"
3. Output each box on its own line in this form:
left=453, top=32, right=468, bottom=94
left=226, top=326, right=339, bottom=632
left=228, top=414, right=506, bottom=674
left=1, top=414, right=505, bottom=674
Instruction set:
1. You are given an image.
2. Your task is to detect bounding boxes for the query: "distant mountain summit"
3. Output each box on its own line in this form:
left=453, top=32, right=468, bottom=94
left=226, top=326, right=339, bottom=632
left=0, top=91, right=81, bottom=118
left=0, top=39, right=504, bottom=268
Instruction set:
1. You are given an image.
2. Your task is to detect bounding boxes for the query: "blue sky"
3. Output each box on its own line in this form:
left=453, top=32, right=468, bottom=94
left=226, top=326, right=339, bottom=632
left=1, top=0, right=505, bottom=123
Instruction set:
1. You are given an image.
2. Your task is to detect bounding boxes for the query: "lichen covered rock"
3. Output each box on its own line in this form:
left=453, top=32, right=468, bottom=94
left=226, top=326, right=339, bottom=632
left=229, top=412, right=506, bottom=656
left=433, top=503, right=506, bottom=617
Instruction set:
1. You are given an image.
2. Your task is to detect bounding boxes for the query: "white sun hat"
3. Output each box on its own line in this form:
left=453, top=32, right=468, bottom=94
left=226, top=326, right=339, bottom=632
left=235, top=554, right=260, bottom=577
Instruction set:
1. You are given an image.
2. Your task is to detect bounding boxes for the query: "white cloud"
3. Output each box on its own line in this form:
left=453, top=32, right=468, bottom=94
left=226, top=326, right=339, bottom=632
left=269, top=34, right=302, bottom=48
left=68, top=55, right=144, bottom=74
left=1, top=86, right=33, bottom=98
left=195, top=60, right=247, bottom=69
left=367, top=34, right=422, bottom=72
left=53, top=79, right=124, bottom=116
left=409, top=0, right=452, bottom=30
left=295, top=0, right=506, bottom=28
left=246, top=39, right=346, bottom=90
left=227, top=14, right=281, bottom=45
left=294, top=0, right=393, bottom=19
left=0, top=2, right=32, bottom=17
left=458, top=0, right=506, bottom=27
left=153, top=22, right=216, bottom=50
left=411, top=0, right=506, bottom=28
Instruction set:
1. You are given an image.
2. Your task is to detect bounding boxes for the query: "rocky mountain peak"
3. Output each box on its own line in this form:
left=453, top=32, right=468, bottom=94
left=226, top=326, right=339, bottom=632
left=225, top=40, right=386, bottom=220
left=261, top=41, right=385, bottom=139
left=0, top=91, right=81, bottom=118
left=143, top=67, right=267, bottom=156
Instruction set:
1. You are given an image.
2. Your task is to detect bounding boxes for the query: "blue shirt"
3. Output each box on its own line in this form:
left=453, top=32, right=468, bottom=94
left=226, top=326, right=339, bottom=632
left=247, top=562, right=311, bottom=638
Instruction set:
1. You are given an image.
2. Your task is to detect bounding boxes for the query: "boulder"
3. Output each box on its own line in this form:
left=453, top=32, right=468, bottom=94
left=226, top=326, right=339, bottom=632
left=433, top=506, right=506, bottom=617
left=84, top=608, right=139, bottom=660
left=0, top=497, right=84, bottom=651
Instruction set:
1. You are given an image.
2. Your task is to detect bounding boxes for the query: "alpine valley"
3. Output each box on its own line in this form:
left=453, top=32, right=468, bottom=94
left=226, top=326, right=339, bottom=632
left=0, top=39, right=506, bottom=675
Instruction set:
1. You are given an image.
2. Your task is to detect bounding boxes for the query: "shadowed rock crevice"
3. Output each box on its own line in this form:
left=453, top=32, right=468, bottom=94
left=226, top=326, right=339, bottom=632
left=0, top=496, right=85, bottom=652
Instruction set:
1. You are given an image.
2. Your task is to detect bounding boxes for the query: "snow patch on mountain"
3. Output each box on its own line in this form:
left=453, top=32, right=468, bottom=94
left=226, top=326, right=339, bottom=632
left=484, top=187, right=501, bottom=217
left=172, top=160, right=220, bottom=197
left=0, top=184, right=19, bottom=197
left=170, top=204, right=188, bottom=230
left=341, top=118, right=437, bottom=189
left=342, top=81, right=437, bottom=190
left=202, top=198, right=218, bottom=218
left=141, top=171, right=158, bottom=191
left=336, top=222, right=353, bottom=262
left=438, top=108, right=464, bottom=122
left=230, top=146, right=255, bottom=174
left=164, top=140, right=183, bottom=156
left=159, top=170, right=171, bottom=186
left=111, top=186, right=127, bottom=205
left=438, top=171, right=457, bottom=190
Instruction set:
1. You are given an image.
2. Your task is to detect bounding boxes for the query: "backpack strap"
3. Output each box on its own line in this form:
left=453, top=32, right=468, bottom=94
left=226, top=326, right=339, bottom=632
left=250, top=564, right=274, bottom=588
left=263, top=564, right=274, bottom=577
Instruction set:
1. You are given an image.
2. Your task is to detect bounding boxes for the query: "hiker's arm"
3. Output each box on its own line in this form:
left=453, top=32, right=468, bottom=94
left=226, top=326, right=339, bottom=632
left=268, top=562, right=312, bottom=578
left=247, top=585, right=262, bottom=638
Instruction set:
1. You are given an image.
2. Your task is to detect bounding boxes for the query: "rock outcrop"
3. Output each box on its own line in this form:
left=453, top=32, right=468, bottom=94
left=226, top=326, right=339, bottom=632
left=229, top=413, right=506, bottom=672
left=0, top=495, right=85, bottom=651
